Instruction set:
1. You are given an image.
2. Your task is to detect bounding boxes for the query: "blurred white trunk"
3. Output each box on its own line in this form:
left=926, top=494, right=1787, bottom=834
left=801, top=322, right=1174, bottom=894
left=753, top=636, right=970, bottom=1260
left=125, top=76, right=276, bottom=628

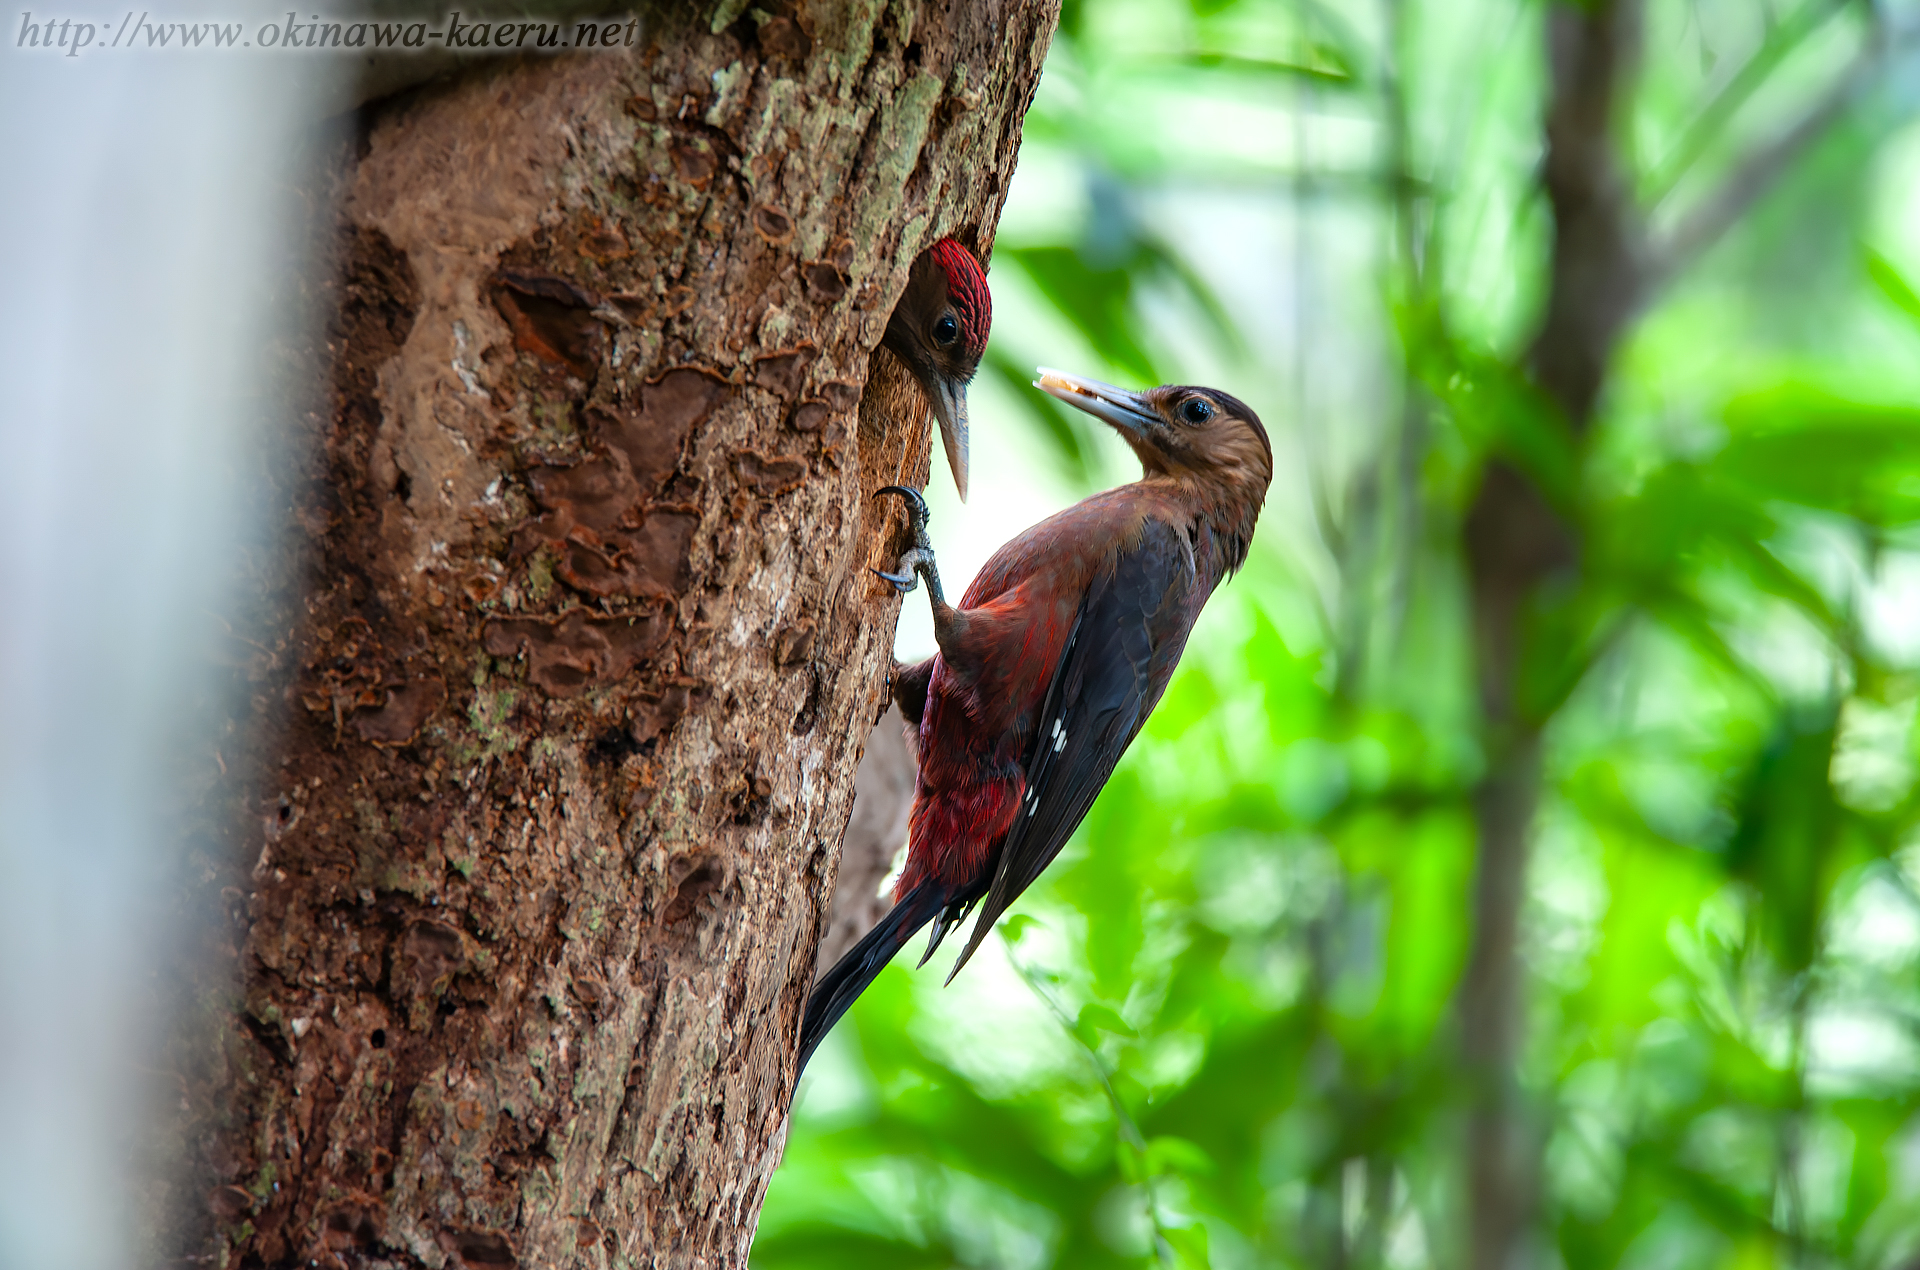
left=816, top=708, right=917, bottom=974
left=0, top=41, right=328, bottom=1270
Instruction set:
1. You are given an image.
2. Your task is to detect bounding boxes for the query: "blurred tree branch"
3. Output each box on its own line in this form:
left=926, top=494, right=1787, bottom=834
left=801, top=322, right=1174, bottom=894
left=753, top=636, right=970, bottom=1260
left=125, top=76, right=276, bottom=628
left=1004, top=936, right=1185, bottom=1268
left=1642, top=0, right=1848, bottom=206
left=1457, top=0, right=1911, bottom=1266
left=1462, top=2, right=1642, bottom=1266
left=1655, top=7, right=1913, bottom=275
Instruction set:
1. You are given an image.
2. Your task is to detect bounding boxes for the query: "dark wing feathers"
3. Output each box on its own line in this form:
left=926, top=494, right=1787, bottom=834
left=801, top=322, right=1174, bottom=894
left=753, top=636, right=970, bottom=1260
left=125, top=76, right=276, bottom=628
left=798, top=878, right=957, bottom=1075
left=946, top=519, right=1196, bottom=980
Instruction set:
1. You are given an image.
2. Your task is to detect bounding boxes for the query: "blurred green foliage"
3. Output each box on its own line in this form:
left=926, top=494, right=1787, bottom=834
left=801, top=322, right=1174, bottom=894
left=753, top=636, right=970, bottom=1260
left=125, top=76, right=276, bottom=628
left=756, top=1, right=1920, bottom=1266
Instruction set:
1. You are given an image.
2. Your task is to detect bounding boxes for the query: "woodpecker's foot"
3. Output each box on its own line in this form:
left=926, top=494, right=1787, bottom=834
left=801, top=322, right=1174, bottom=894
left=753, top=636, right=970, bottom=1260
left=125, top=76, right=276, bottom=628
left=871, top=485, right=946, bottom=605
left=873, top=549, right=936, bottom=594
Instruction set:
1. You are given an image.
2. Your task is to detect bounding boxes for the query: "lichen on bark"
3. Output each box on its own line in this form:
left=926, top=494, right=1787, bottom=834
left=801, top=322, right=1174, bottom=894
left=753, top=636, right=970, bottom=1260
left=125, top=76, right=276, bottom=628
left=147, top=3, right=1059, bottom=1266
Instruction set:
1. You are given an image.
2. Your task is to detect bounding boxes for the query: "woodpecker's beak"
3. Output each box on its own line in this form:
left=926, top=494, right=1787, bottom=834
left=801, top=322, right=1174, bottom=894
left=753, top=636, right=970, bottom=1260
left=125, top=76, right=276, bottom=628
left=1034, top=368, right=1160, bottom=439
left=929, top=377, right=970, bottom=503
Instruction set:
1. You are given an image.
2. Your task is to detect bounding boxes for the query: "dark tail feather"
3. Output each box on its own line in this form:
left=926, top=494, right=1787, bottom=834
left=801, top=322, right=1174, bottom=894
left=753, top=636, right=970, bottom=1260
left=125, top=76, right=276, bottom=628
left=796, top=880, right=956, bottom=1078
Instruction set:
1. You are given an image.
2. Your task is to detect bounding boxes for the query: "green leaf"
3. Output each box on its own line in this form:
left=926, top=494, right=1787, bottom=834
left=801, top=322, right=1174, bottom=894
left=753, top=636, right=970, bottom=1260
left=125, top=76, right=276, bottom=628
left=1146, top=1135, right=1217, bottom=1177
left=1116, top=1142, right=1147, bottom=1186
left=1864, top=246, right=1920, bottom=334
left=1077, top=1002, right=1139, bottom=1041
left=1001, top=246, right=1161, bottom=385
left=1163, top=1222, right=1212, bottom=1269
left=1724, top=704, right=1845, bottom=972
left=1154, top=50, right=1359, bottom=89
left=984, top=346, right=1100, bottom=488
left=1714, top=387, right=1920, bottom=523
left=999, top=913, right=1042, bottom=944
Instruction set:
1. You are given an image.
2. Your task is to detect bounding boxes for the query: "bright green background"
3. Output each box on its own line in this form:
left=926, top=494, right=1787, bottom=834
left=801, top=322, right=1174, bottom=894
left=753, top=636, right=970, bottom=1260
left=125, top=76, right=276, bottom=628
left=758, top=1, right=1920, bottom=1266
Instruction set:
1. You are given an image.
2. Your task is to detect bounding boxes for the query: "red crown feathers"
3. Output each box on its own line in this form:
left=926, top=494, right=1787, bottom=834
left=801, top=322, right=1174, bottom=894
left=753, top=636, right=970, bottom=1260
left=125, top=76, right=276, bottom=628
left=929, top=238, right=991, bottom=358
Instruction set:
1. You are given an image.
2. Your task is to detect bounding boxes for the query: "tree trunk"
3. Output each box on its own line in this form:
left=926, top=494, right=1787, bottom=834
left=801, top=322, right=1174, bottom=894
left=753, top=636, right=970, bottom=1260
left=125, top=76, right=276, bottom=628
left=150, top=5, right=1056, bottom=1266
left=1460, top=4, right=1642, bottom=1267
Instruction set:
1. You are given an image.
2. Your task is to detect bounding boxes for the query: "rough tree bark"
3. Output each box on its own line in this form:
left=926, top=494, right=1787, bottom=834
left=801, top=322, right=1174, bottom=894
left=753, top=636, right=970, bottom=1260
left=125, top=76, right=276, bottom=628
left=149, top=4, right=1058, bottom=1267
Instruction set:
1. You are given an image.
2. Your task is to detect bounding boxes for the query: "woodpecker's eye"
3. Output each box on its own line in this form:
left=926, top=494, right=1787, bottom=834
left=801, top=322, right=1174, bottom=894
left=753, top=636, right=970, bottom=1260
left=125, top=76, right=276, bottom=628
left=1180, top=397, right=1214, bottom=425
left=933, top=313, right=960, bottom=347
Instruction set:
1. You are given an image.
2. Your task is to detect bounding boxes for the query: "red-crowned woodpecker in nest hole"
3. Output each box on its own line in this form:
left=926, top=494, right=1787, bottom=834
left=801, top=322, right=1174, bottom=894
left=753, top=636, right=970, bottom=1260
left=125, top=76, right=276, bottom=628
left=881, top=238, right=991, bottom=501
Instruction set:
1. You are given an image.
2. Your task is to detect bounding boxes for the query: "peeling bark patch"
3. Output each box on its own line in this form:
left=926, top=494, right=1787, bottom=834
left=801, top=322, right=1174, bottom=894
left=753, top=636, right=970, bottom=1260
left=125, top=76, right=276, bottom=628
left=819, top=379, right=862, bottom=412
left=395, top=920, right=467, bottom=1029
left=529, top=450, right=642, bottom=532
left=206, top=1185, right=253, bottom=1223
left=441, top=1228, right=517, bottom=1268
left=643, top=365, right=732, bottom=428
left=573, top=512, right=697, bottom=599
left=630, top=679, right=711, bottom=745
left=353, top=676, right=447, bottom=746
left=579, top=217, right=631, bottom=262
left=802, top=260, right=848, bottom=301
left=596, top=366, right=729, bottom=493
left=664, top=857, right=722, bottom=925
left=554, top=538, right=633, bottom=598
left=773, top=622, right=815, bottom=667
left=731, top=450, right=808, bottom=498
left=319, top=1200, right=382, bottom=1254
left=484, top=610, right=666, bottom=696
left=758, top=15, right=810, bottom=60
left=399, top=919, right=464, bottom=975
left=606, top=291, right=651, bottom=322
left=513, top=474, right=697, bottom=601
left=670, top=139, right=717, bottom=187
left=789, top=399, right=831, bottom=432
left=492, top=269, right=604, bottom=378
left=751, top=344, right=816, bottom=397
left=752, top=204, right=794, bottom=246
left=495, top=268, right=598, bottom=310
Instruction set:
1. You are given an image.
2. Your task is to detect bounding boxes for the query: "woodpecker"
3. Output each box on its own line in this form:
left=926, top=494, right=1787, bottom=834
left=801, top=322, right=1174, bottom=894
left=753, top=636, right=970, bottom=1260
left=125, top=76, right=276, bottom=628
left=797, top=370, right=1272, bottom=1074
left=882, top=238, right=991, bottom=501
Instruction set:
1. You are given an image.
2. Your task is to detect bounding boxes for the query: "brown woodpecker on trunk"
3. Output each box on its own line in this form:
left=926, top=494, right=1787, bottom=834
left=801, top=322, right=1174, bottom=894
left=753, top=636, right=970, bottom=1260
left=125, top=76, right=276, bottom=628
left=796, top=370, right=1272, bottom=1076
left=882, top=239, right=991, bottom=501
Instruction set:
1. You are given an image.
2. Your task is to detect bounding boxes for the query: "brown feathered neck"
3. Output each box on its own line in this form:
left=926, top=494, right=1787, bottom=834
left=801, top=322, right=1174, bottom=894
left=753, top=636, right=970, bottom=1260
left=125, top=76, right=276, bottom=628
left=1129, top=388, right=1270, bottom=575
left=1135, top=466, right=1267, bottom=576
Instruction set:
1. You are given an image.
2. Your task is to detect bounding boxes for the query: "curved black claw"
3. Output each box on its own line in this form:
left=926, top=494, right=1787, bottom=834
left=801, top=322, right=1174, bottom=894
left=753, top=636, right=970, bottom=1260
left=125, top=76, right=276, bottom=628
left=870, top=485, right=945, bottom=605
left=874, top=485, right=930, bottom=534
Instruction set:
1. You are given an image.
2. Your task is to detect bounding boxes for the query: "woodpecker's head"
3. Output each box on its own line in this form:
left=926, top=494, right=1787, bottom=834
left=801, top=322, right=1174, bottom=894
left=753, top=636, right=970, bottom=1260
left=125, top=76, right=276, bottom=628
left=1035, top=369, right=1271, bottom=485
left=883, top=239, right=991, bottom=501
left=1035, top=369, right=1272, bottom=561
